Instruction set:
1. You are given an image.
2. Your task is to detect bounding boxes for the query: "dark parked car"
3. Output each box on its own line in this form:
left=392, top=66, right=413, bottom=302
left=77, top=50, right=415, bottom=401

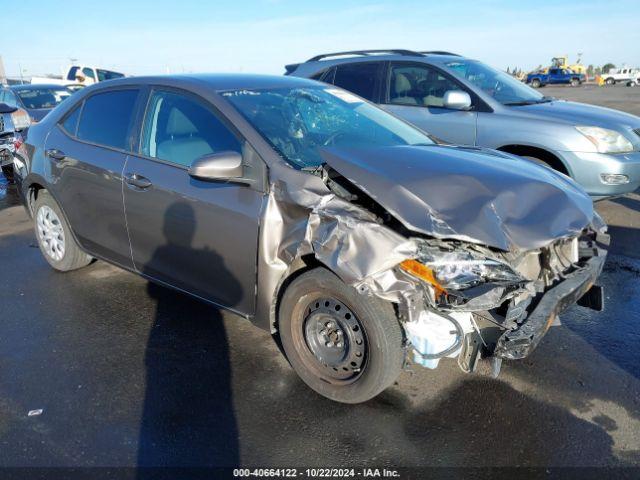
left=0, top=84, right=74, bottom=123
left=17, top=74, right=607, bottom=403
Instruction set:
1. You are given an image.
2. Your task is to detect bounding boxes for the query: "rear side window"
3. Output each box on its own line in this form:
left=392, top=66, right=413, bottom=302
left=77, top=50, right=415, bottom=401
left=77, top=90, right=139, bottom=150
left=331, top=63, right=381, bottom=101
left=61, top=105, right=81, bottom=136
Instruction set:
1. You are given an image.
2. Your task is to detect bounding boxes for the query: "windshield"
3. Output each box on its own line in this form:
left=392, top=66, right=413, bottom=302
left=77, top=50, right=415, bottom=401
left=15, top=87, right=73, bottom=109
left=97, top=69, right=125, bottom=81
left=445, top=60, right=547, bottom=105
left=222, top=86, right=434, bottom=169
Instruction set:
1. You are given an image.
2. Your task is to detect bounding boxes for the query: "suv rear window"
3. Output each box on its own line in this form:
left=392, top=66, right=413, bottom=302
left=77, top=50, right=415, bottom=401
left=76, top=90, right=138, bottom=150
left=330, top=63, right=381, bottom=101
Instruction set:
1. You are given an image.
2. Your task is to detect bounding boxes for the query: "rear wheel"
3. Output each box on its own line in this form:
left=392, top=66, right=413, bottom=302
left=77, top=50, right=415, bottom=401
left=531, top=78, right=542, bottom=88
left=34, top=190, right=92, bottom=271
left=570, top=78, right=580, bottom=87
left=279, top=268, right=404, bottom=403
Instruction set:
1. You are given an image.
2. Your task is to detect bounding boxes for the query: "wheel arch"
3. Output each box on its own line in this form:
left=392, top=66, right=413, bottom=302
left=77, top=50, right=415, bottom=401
left=496, top=144, right=571, bottom=176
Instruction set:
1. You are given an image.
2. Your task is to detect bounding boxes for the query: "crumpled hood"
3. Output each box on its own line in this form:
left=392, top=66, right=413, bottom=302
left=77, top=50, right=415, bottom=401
left=320, top=145, right=595, bottom=252
left=511, top=100, right=640, bottom=130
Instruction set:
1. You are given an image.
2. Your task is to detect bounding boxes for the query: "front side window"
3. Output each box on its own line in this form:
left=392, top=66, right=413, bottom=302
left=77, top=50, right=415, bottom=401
left=330, top=63, right=381, bottom=101
left=15, top=87, right=72, bottom=109
left=76, top=89, right=139, bottom=150
left=445, top=59, right=546, bottom=106
left=389, top=64, right=461, bottom=107
left=141, top=90, right=241, bottom=167
left=222, top=86, right=433, bottom=169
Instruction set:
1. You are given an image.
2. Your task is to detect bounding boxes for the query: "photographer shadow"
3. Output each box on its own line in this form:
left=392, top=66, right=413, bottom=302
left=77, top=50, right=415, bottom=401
left=137, top=202, right=242, bottom=471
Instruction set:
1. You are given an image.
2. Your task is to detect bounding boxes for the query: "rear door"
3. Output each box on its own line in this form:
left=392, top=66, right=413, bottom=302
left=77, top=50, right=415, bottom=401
left=381, top=62, right=477, bottom=145
left=44, top=88, right=141, bottom=268
left=123, top=88, right=264, bottom=315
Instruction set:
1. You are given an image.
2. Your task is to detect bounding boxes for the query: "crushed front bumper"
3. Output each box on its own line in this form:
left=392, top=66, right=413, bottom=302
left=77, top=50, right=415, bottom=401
left=494, top=252, right=606, bottom=360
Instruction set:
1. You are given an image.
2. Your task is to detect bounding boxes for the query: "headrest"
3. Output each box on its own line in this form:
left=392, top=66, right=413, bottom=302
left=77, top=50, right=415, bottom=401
left=394, top=73, right=412, bottom=95
left=166, top=107, right=198, bottom=136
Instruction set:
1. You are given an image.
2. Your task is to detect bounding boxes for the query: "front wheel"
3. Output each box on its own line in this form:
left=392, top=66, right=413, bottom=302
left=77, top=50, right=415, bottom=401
left=34, top=190, right=93, bottom=271
left=605, top=77, right=615, bottom=85
left=531, top=79, right=542, bottom=88
left=278, top=268, right=405, bottom=403
left=570, top=78, right=580, bottom=87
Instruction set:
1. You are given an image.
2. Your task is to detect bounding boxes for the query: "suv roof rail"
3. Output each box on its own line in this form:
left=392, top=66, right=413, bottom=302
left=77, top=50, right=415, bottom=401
left=420, top=51, right=461, bottom=56
left=306, top=49, right=424, bottom=62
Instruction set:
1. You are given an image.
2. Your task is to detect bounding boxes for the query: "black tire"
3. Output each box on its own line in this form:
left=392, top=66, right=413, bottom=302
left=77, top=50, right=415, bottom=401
left=33, top=190, right=92, bottom=272
left=570, top=78, right=580, bottom=87
left=531, top=78, right=542, bottom=88
left=605, top=77, right=615, bottom=85
left=278, top=268, right=404, bottom=403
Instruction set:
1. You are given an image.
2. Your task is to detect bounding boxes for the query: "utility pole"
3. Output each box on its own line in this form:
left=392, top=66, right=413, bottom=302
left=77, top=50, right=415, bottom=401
left=18, top=62, right=25, bottom=84
left=0, top=55, right=6, bottom=85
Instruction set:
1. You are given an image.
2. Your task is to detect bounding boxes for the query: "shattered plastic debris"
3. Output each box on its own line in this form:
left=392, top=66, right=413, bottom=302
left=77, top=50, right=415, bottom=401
left=27, top=409, right=43, bottom=417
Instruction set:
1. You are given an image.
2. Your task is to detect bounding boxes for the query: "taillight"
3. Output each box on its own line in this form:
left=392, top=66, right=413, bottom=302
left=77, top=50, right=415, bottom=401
left=14, top=135, right=23, bottom=151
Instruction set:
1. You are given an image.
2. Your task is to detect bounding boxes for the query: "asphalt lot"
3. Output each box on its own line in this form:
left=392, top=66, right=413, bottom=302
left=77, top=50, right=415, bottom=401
left=0, top=86, right=639, bottom=474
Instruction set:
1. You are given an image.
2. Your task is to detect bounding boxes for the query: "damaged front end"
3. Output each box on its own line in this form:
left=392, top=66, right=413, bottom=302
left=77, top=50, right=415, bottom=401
left=396, top=226, right=608, bottom=373
left=260, top=154, right=608, bottom=378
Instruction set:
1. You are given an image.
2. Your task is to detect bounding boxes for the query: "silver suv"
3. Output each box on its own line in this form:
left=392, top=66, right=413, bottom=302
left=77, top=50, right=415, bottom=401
left=287, top=50, right=640, bottom=199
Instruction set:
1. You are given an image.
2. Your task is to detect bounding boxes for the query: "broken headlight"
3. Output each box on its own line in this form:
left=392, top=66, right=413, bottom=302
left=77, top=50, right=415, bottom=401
left=401, top=249, right=524, bottom=294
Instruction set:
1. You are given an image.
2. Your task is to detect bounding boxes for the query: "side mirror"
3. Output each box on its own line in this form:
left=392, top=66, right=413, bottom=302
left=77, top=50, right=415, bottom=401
left=189, top=151, right=243, bottom=182
left=443, top=90, right=472, bottom=110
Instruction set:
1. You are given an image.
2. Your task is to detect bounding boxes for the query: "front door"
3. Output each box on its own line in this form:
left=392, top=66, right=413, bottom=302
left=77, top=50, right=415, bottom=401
left=381, top=62, right=477, bottom=145
left=123, top=88, right=264, bottom=315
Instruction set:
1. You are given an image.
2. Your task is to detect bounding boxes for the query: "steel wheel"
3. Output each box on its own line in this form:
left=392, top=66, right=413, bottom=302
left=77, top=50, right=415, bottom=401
left=36, top=205, right=66, bottom=262
left=300, top=297, right=368, bottom=383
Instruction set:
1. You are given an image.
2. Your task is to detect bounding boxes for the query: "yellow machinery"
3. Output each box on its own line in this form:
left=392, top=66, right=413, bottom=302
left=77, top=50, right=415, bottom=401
left=547, top=54, right=587, bottom=75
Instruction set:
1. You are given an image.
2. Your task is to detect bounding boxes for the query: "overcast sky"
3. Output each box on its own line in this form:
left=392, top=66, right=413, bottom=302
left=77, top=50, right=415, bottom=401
left=3, top=0, right=639, bottom=78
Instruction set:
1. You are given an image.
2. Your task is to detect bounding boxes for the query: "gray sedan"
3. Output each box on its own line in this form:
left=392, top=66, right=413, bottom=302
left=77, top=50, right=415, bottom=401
left=17, top=74, right=607, bottom=403
left=287, top=50, right=640, bottom=199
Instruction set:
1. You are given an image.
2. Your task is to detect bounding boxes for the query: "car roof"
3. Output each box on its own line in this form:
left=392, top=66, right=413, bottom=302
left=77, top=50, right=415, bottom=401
left=10, top=84, right=72, bottom=91
left=87, top=73, right=320, bottom=92
left=287, top=51, right=468, bottom=76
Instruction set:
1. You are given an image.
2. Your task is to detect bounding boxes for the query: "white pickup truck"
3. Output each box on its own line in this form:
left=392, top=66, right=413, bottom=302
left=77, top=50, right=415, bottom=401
left=30, top=65, right=125, bottom=87
left=603, top=66, right=640, bottom=85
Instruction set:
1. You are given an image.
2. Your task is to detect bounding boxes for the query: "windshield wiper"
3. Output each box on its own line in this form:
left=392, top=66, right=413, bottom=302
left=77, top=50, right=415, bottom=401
left=504, top=96, right=555, bottom=106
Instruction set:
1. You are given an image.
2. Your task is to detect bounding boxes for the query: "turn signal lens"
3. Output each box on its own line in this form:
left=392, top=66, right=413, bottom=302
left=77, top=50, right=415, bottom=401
left=400, top=259, right=446, bottom=296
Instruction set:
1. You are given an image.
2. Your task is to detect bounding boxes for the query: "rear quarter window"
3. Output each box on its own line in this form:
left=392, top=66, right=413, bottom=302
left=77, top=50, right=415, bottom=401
left=76, top=89, right=139, bottom=150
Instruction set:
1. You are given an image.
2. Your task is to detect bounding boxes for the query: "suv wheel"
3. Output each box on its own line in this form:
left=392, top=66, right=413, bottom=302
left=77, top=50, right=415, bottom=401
left=605, top=77, right=615, bottom=85
left=531, top=78, right=542, bottom=88
left=570, top=78, right=580, bottom=87
left=34, top=190, right=92, bottom=271
left=279, top=268, right=404, bottom=403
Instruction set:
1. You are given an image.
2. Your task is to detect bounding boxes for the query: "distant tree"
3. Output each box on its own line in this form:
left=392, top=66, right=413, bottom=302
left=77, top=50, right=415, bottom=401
left=506, top=66, right=511, bottom=74
left=602, top=63, right=616, bottom=73
left=595, top=66, right=602, bottom=75
left=587, top=64, right=594, bottom=76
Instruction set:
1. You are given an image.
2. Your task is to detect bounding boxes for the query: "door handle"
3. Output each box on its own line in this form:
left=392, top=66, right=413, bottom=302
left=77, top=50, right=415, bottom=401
left=45, top=149, right=66, bottom=161
left=124, top=173, right=152, bottom=189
